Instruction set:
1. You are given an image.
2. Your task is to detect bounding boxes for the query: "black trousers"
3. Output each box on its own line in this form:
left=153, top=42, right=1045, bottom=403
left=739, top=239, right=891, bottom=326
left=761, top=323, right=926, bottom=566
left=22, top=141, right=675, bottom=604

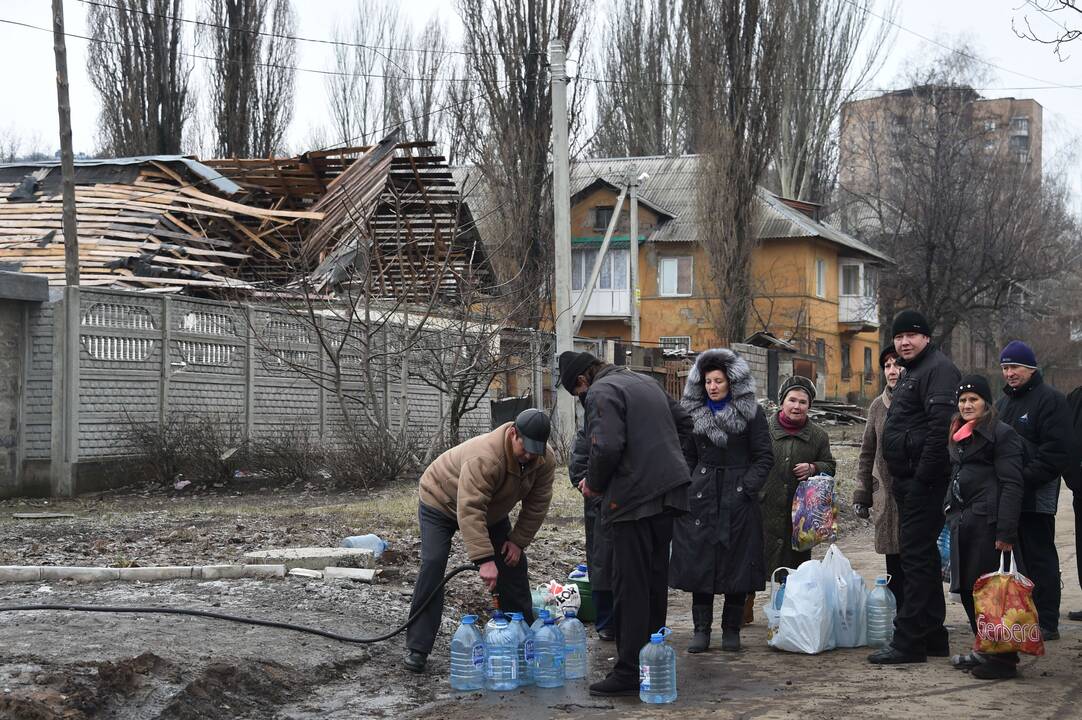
left=584, top=496, right=614, bottom=631
left=1017, top=512, right=1060, bottom=633
left=405, top=503, right=534, bottom=655
left=890, top=478, right=948, bottom=655
left=1075, top=492, right=1082, bottom=594
left=886, top=553, right=906, bottom=613
left=691, top=592, right=748, bottom=629
left=954, top=507, right=1020, bottom=666
left=610, top=514, right=673, bottom=683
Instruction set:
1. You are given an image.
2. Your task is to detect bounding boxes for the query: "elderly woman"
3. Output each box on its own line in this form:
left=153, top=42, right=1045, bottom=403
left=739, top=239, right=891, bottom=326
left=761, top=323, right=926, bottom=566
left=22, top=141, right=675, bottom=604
left=945, top=375, right=1025, bottom=680
left=669, top=348, right=774, bottom=652
left=762, top=376, right=837, bottom=576
left=854, top=347, right=905, bottom=609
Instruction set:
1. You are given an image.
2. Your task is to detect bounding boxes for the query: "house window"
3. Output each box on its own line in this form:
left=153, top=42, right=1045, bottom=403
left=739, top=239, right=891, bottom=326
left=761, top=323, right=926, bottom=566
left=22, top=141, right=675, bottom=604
left=841, top=342, right=852, bottom=380
left=1009, top=135, right=1029, bottom=153
left=984, top=120, right=996, bottom=132
left=572, top=248, right=628, bottom=291
left=815, top=258, right=827, bottom=298
left=659, top=336, right=692, bottom=353
left=1071, top=319, right=1082, bottom=343
left=840, top=264, right=861, bottom=296
left=864, top=347, right=873, bottom=383
left=593, top=205, right=615, bottom=231
left=863, top=266, right=878, bottom=297
left=815, top=338, right=826, bottom=360
left=1010, top=117, right=1029, bottom=133
left=658, top=256, right=693, bottom=296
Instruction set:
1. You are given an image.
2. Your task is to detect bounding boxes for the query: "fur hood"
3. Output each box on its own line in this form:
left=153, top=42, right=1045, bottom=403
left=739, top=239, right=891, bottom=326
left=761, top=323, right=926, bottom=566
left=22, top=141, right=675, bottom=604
left=681, top=348, right=759, bottom=447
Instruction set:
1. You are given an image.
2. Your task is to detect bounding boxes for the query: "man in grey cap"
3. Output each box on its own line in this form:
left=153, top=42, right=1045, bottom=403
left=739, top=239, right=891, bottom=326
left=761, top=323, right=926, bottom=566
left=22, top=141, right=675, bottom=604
left=403, top=408, right=556, bottom=673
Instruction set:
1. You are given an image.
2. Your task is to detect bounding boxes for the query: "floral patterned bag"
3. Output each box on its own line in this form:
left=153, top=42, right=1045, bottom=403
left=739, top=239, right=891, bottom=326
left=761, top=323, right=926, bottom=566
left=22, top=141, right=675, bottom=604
left=791, top=475, right=838, bottom=552
left=972, top=551, right=1045, bottom=657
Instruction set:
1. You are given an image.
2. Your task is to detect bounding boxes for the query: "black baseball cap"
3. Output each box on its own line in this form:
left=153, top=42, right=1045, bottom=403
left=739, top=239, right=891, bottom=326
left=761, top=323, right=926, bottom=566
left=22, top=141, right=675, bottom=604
left=514, top=408, right=551, bottom=455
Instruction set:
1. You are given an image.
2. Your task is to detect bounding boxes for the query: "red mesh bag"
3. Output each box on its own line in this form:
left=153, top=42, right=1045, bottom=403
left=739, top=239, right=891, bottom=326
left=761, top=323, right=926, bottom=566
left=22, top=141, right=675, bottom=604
left=972, top=552, right=1045, bottom=657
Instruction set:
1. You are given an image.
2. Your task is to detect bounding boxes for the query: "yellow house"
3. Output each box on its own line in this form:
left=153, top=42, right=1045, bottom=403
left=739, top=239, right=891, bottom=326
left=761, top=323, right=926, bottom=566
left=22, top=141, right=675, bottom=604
left=569, top=156, right=893, bottom=402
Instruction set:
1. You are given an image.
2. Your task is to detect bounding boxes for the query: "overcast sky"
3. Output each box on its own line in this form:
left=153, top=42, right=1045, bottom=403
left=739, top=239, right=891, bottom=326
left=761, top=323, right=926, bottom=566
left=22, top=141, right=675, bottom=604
left=2, top=0, right=1082, bottom=185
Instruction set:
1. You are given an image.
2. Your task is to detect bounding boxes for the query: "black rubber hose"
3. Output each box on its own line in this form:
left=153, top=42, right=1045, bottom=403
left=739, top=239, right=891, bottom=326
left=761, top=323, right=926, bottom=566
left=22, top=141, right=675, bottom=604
left=0, top=563, right=478, bottom=644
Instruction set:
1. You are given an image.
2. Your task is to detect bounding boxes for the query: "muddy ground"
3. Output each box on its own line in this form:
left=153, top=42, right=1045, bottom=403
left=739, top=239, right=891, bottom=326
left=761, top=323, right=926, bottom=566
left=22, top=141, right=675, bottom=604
left=1, top=430, right=1080, bottom=719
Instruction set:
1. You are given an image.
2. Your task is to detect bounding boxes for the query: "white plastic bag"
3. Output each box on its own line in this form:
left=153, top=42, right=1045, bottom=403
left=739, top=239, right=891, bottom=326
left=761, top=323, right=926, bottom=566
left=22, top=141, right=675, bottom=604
left=821, top=544, right=867, bottom=648
left=764, top=567, right=794, bottom=643
left=767, top=559, right=835, bottom=654
left=540, top=580, right=581, bottom=615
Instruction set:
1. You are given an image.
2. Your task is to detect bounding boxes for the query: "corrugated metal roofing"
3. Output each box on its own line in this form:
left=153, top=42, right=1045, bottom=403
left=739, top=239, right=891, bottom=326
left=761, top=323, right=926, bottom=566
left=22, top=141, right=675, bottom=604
left=0, top=155, right=242, bottom=195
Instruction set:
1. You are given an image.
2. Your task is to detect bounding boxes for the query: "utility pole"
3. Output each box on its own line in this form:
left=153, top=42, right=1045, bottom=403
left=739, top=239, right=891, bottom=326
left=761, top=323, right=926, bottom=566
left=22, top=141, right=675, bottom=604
left=628, top=167, right=640, bottom=343
left=549, top=39, right=574, bottom=447
left=52, top=0, right=79, bottom=287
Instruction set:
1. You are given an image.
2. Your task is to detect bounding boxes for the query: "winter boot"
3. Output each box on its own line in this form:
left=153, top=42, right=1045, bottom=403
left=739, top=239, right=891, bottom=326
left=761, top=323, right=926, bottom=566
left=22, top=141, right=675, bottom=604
left=721, top=628, right=741, bottom=651
left=721, top=597, right=744, bottom=651
left=688, top=604, right=713, bottom=653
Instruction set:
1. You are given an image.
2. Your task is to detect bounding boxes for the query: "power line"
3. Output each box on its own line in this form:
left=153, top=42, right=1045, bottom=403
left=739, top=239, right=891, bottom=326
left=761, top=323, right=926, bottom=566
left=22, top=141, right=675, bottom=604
left=0, top=16, right=479, bottom=84
left=76, top=0, right=544, bottom=60
left=577, top=72, right=1082, bottom=93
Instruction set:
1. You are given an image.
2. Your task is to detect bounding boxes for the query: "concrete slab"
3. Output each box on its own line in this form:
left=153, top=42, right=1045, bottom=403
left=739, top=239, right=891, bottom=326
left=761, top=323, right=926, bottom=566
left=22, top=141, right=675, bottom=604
left=0, top=566, right=42, bottom=582
left=243, top=564, right=286, bottom=578
left=323, top=567, right=379, bottom=583
left=242, top=547, right=374, bottom=571
left=197, top=565, right=248, bottom=580
left=40, top=567, right=120, bottom=582
left=287, top=568, right=324, bottom=579
left=117, top=566, right=194, bottom=582
left=12, top=513, right=76, bottom=520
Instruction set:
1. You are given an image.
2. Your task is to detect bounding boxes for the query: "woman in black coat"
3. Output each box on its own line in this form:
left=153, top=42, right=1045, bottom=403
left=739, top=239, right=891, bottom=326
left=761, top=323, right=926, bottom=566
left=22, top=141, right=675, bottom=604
left=669, top=348, right=774, bottom=652
left=944, top=375, right=1025, bottom=680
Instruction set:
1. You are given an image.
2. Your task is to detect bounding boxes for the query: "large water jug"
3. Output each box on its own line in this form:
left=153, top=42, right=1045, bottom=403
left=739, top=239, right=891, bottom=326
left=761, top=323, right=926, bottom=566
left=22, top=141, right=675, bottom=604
left=560, top=609, right=588, bottom=679
left=340, top=533, right=387, bottom=558
left=485, top=610, right=506, bottom=632
left=639, top=627, right=676, bottom=704
left=484, top=616, right=519, bottom=691
left=532, top=617, right=566, bottom=688
left=449, top=615, right=485, bottom=692
left=510, top=611, right=534, bottom=686
left=530, top=608, right=551, bottom=634
left=569, top=563, right=588, bottom=580
left=866, top=576, right=897, bottom=648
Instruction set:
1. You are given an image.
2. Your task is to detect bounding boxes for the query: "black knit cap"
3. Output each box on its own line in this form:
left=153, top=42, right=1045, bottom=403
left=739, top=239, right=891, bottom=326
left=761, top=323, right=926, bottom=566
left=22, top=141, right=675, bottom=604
left=558, top=350, right=599, bottom=394
left=957, top=374, right=993, bottom=405
left=779, top=375, right=816, bottom=404
left=879, top=345, right=899, bottom=368
left=891, top=309, right=931, bottom=339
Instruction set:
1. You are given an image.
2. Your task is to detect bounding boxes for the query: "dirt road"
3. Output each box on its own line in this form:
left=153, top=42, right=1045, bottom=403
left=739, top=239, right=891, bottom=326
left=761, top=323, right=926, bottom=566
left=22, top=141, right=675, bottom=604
left=1, top=439, right=1079, bottom=719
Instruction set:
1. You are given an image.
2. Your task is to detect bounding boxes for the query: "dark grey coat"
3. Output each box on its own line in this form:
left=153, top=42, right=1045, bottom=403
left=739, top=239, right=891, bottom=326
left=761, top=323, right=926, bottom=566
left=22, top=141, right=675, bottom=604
left=584, top=365, right=693, bottom=521
left=669, top=349, right=774, bottom=594
left=570, top=423, right=611, bottom=591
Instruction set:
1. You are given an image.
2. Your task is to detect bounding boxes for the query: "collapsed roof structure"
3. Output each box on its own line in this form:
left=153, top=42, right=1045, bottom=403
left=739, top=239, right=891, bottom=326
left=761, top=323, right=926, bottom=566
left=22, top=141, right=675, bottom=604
left=0, top=133, right=493, bottom=302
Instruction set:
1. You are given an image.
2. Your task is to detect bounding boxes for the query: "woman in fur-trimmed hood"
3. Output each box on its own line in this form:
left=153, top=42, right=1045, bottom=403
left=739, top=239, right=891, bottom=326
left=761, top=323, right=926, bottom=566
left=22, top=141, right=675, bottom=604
left=669, top=348, right=774, bottom=653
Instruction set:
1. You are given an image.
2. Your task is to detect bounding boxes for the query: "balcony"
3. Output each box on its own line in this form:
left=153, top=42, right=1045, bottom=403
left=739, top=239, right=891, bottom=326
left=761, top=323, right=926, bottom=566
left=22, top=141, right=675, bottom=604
left=572, top=288, right=631, bottom=318
left=839, top=295, right=879, bottom=333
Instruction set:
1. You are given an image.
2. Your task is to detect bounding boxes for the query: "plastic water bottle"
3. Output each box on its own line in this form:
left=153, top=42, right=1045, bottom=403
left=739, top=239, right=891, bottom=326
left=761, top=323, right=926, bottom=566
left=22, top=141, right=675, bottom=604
left=560, top=609, right=588, bottom=679
left=639, top=627, right=676, bottom=704
left=340, top=533, right=387, bottom=558
left=484, top=616, right=519, bottom=691
left=530, top=608, right=551, bottom=635
left=569, top=563, right=588, bottom=580
left=866, top=576, right=897, bottom=648
left=510, top=611, right=534, bottom=686
left=532, top=617, right=566, bottom=688
left=773, top=581, right=786, bottom=611
left=449, top=615, right=485, bottom=692
left=485, top=610, right=506, bottom=632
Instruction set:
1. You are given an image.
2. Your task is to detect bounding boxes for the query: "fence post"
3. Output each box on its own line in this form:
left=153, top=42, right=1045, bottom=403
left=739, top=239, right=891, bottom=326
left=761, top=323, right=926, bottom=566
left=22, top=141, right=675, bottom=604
left=159, top=296, right=171, bottom=426
left=50, top=285, right=79, bottom=497
left=245, top=305, right=255, bottom=441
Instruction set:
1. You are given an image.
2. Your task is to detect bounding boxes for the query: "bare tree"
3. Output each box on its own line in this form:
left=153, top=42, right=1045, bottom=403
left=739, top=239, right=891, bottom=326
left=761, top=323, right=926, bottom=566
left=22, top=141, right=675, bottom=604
left=86, top=0, right=192, bottom=155
left=592, top=0, right=687, bottom=157
left=453, top=0, right=592, bottom=327
left=1013, top=1, right=1082, bottom=59
left=203, top=0, right=297, bottom=157
left=686, top=0, right=789, bottom=343
left=0, top=127, right=50, bottom=162
left=837, top=54, right=1079, bottom=350
left=774, top=0, right=896, bottom=202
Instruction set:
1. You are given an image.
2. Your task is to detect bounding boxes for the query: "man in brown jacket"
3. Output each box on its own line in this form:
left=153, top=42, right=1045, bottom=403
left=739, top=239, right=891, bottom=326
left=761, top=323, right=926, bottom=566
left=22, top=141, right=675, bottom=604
left=403, top=409, right=556, bottom=673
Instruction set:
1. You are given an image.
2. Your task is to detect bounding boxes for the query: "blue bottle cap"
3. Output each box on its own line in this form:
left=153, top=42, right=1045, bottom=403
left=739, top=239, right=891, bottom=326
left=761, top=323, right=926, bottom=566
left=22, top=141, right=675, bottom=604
left=875, top=576, right=888, bottom=586
left=577, top=564, right=587, bottom=571
left=462, top=615, right=477, bottom=624
left=650, top=633, right=664, bottom=643
left=564, top=609, right=577, bottom=619
left=544, top=617, right=555, bottom=625
left=510, top=612, right=524, bottom=621
left=538, top=609, right=550, bottom=619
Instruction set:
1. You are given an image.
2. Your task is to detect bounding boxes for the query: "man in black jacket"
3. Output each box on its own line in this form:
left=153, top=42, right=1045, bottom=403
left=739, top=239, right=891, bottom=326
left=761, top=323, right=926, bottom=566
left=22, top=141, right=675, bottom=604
left=995, top=340, right=1071, bottom=640
left=869, top=309, right=960, bottom=664
left=558, top=350, right=692, bottom=696
left=1065, top=386, right=1082, bottom=623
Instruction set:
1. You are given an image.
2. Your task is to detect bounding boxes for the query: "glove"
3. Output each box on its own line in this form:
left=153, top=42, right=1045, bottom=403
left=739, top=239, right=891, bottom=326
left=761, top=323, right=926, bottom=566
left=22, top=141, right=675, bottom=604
left=853, top=503, right=870, bottom=520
